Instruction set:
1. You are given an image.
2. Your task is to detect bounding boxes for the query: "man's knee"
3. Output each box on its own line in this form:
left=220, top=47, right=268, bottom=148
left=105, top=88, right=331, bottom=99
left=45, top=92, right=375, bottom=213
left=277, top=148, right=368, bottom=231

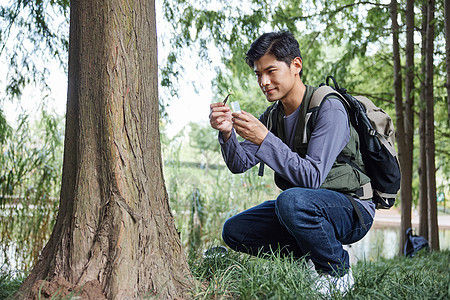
left=222, top=216, right=239, bottom=248
left=276, top=188, right=311, bottom=218
left=276, top=188, right=324, bottom=233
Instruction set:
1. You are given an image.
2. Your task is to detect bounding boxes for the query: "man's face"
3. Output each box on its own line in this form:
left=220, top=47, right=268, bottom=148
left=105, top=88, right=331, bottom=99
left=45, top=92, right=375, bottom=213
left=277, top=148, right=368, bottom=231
left=253, top=53, right=301, bottom=102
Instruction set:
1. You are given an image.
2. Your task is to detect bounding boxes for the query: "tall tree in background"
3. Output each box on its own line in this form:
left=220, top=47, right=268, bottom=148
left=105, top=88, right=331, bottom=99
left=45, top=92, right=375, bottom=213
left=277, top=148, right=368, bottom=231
left=390, top=0, right=410, bottom=254
left=445, top=0, right=450, bottom=126
left=17, top=0, right=192, bottom=298
left=424, top=0, right=439, bottom=251
left=400, top=0, right=415, bottom=254
left=418, top=0, right=428, bottom=240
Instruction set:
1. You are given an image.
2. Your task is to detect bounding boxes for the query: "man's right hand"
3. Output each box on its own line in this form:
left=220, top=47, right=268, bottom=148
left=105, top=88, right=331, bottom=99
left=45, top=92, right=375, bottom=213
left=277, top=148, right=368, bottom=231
left=209, top=102, right=233, bottom=142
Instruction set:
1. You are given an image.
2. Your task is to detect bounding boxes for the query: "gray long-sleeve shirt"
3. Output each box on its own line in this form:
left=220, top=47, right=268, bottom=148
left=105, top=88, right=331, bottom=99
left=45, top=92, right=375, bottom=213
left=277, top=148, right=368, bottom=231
left=219, top=97, right=375, bottom=218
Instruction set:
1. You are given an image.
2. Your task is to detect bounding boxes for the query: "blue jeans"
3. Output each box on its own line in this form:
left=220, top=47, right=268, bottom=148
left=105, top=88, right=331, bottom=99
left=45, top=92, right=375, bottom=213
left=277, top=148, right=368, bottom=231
left=222, top=188, right=373, bottom=276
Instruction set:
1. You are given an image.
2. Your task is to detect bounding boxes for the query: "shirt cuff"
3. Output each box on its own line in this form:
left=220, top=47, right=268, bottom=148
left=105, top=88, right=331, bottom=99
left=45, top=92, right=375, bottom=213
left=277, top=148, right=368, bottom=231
left=218, top=129, right=236, bottom=145
left=255, top=131, right=281, bottom=162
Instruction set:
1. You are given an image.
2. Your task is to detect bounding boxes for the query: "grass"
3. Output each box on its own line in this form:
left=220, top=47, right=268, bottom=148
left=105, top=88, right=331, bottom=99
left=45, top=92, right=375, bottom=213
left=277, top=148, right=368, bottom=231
left=1, top=250, right=449, bottom=299
left=188, top=249, right=450, bottom=300
left=0, top=268, right=26, bottom=300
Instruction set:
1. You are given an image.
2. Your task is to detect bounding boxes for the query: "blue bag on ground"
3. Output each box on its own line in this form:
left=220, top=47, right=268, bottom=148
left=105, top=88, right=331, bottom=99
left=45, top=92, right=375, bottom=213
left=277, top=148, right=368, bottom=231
left=404, top=227, right=429, bottom=257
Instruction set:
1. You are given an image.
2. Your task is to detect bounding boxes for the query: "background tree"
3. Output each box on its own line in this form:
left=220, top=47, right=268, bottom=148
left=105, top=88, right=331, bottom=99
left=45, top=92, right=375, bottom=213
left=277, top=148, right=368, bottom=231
left=17, top=0, right=192, bottom=298
left=445, top=0, right=450, bottom=126
left=394, top=0, right=415, bottom=256
left=390, top=0, right=410, bottom=255
left=418, top=0, right=429, bottom=240
left=424, top=0, right=439, bottom=251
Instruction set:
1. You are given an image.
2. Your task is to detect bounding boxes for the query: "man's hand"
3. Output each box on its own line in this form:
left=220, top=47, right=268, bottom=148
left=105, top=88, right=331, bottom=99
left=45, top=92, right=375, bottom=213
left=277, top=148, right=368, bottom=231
left=210, top=102, right=233, bottom=141
left=232, top=111, right=269, bottom=146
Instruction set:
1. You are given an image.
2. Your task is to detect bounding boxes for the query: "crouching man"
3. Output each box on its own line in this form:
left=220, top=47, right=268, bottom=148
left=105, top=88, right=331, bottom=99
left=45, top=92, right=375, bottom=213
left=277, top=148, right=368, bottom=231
left=209, top=31, right=375, bottom=295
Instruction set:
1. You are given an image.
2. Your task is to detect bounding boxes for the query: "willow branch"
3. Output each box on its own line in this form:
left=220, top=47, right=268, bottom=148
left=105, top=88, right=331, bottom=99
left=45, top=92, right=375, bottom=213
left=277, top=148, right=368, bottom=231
left=289, top=1, right=390, bottom=21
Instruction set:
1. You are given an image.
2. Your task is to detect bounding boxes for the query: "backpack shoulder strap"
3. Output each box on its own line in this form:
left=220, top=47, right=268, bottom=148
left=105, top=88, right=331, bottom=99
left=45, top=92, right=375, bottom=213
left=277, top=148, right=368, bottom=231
left=307, top=86, right=350, bottom=140
left=309, top=86, right=348, bottom=111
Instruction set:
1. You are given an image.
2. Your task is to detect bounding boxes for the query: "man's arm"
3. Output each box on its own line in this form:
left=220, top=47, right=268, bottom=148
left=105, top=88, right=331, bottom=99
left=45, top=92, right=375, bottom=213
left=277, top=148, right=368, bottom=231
left=255, top=98, right=350, bottom=188
left=218, top=130, right=261, bottom=173
left=210, top=102, right=263, bottom=173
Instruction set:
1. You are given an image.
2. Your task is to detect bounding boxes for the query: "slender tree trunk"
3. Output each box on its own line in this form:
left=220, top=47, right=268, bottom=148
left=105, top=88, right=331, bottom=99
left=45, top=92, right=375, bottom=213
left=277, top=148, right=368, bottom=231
left=445, top=0, right=450, bottom=126
left=418, top=108, right=428, bottom=238
left=424, top=0, right=439, bottom=251
left=391, top=0, right=408, bottom=255
left=399, top=0, right=415, bottom=255
left=419, top=0, right=428, bottom=239
left=17, top=0, right=193, bottom=298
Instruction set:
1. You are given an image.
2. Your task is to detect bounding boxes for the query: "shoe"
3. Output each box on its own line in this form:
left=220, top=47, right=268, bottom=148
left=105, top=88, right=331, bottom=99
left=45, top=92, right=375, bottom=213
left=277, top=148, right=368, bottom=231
left=306, top=259, right=316, bottom=271
left=315, top=268, right=354, bottom=297
left=305, top=259, right=320, bottom=280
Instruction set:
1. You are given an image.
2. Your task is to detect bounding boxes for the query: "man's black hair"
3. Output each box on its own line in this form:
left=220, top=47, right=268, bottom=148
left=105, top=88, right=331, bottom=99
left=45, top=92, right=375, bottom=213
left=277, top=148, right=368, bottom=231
left=245, top=31, right=303, bottom=77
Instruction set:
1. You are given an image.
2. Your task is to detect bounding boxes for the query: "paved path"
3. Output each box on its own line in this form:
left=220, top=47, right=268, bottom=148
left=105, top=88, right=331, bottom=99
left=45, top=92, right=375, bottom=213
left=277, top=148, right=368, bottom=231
left=373, top=207, right=450, bottom=229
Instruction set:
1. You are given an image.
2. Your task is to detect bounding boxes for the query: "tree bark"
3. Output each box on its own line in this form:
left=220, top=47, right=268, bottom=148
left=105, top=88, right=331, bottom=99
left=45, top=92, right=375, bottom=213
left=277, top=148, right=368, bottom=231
left=418, top=0, right=428, bottom=239
left=445, top=0, right=450, bottom=126
left=391, top=0, right=408, bottom=256
left=17, top=0, right=193, bottom=299
left=399, top=0, right=415, bottom=255
left=424, top=0, right=439, bottom=251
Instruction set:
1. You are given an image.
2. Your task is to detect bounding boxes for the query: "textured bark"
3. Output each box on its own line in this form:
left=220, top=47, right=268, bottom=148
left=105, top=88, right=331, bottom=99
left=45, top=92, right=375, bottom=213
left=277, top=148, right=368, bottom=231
left=418, top=1, right=428, bottom=239
left=391, top=0, right=408, bottom=255
left=17, top=0, right=193, bottom=299
left=445, top=0, right=450, bottom=126
left=424, top=0, right=439, bottom=251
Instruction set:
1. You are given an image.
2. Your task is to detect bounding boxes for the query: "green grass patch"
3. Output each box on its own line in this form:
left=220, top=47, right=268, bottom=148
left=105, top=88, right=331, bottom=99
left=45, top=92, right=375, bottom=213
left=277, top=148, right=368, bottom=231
left=189, top=250, right=450, bottom=300
left=0, top=268, right=26, bottom=300
left=350, top=250, right=450, bottom=299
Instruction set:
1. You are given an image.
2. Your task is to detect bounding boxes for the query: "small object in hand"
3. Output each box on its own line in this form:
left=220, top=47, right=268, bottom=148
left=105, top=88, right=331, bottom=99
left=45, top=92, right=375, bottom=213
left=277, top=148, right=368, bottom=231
left=230, top=101, right=241, bottom=113
left=223, top=93, right=231, bottom=105
left=223, top=89, right=234, bottom=105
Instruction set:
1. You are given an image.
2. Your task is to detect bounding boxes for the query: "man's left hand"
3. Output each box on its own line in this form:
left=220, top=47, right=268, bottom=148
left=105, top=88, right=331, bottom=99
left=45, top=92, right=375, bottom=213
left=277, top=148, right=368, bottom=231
left=232, top=111, right=269, bottom=146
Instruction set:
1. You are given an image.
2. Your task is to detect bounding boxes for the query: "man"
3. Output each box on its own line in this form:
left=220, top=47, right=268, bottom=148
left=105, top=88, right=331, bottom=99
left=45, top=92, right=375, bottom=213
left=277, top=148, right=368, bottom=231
left=209, top=31, right=374, bottom=295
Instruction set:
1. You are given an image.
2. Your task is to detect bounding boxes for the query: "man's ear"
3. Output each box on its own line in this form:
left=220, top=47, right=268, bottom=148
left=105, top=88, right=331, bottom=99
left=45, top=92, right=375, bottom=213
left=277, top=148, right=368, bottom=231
left=291, top=57, right=302, bottom=75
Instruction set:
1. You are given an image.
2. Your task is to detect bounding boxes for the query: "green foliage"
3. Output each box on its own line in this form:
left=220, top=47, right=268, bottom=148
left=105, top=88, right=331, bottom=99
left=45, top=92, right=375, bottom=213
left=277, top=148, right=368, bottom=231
left=0, top=108, right=63, bottom=272
left=0, top=268, right=26, bottom=300
left=189, top=122, right=220, bottom=155
left=0, top=109, right=11, bottom=145
left=0, top=0, right=69, bottom=98
left=162, top=0, right=393, bottom=93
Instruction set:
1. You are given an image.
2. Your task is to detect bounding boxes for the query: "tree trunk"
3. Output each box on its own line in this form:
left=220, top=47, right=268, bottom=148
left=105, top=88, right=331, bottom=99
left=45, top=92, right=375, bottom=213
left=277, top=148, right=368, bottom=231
left=418, top=0, right=428, bottom=239
left=418, top=108, right=428, bottom=238
left=445, top=0, right=450, bottom=126
left=17, top=0, right=193, bottom=299
left=391, top=0, right=408, bottom=256
left=424, top=0, right=439, bottom=251
left=399, top=0, right=415, bottom=255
